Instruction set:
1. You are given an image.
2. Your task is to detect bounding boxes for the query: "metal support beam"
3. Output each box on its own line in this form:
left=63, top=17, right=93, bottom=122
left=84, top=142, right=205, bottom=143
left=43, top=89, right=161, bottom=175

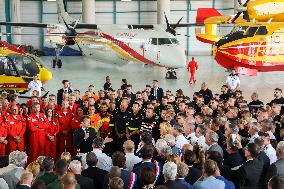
left=186, top=0, right=191, bottom=61
left=113, top=0, right=117, bottom=24
left=138, top=0, right=141, bottom=24
left=5, top=0, right=12, bottom=43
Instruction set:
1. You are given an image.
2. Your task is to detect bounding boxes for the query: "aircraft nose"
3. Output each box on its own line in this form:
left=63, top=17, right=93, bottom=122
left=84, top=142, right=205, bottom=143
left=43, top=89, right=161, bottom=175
left=162, top=47, right=186, bottom=68
left=39, top=68, right=53, bottom=82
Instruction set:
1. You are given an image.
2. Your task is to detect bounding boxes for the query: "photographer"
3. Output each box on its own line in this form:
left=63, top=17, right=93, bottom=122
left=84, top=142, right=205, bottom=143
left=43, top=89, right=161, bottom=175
left=226, top=70, right=240, bottom=93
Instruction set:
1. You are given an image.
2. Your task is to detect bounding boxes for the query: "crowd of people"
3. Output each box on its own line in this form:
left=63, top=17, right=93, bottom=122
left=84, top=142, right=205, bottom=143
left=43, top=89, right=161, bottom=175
left=0, top=76, right=284, bottom=189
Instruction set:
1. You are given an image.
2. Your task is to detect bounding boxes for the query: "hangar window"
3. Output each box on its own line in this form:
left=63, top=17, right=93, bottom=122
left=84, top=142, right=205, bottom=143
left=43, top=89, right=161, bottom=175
left=244, top=26, right=259, bottom=36
left=255, top=26, right=268, bottom=35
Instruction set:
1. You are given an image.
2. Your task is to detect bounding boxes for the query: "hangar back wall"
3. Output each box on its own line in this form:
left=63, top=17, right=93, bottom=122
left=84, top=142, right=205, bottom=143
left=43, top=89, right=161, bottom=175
left=0, top=0, right=234, bottom=56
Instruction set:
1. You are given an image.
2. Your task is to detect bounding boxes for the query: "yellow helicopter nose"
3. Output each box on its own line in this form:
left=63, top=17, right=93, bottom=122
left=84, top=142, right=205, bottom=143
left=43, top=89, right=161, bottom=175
left=39, top=68, right=53, bottom=82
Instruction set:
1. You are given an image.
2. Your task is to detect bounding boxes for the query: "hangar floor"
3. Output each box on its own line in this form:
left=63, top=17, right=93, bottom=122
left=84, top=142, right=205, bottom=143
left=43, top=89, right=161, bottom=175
left=41, top=56, right=284, bottom=104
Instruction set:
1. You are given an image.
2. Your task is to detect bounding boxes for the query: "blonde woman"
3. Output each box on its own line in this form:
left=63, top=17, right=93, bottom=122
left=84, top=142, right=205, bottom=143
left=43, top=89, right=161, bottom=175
left=159, top=122, right=173, bottom=139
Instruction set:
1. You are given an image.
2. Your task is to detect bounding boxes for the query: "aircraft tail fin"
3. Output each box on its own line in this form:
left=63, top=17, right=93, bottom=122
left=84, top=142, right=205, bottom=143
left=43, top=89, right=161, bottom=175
left=56, top=0, right=77, bottom=25
left=196, top=8, right=222, bottom=24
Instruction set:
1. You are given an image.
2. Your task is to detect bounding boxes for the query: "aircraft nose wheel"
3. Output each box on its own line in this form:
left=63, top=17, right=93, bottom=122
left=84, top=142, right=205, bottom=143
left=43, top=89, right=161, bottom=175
left=52, top=59, right=62, bottom=68
left=165, top=68, right=177, bottom=79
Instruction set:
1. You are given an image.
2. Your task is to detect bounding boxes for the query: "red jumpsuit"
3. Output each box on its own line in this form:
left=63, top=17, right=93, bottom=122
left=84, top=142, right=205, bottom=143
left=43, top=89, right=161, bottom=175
left=0, top=116, right=7, bottom=155
left=69, top=104, right=78, bottom=115
left=56, top=110, right=73, bottom=157
left=187, top=59, right=198, bottom=84
left=6, top=114, right=26, bottom=153
left=27, top=113, right=48, bottom=162
left=45, top=119, right=59, bottom=159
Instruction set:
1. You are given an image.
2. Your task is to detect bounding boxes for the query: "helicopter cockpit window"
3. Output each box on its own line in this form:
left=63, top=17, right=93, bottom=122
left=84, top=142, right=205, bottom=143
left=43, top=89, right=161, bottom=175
left=244, top=26, right=259, bottom=36
left=0, top=56, right=18, bottom=76
left=230, top=26, right=249, bottom=34
left=255, top=26, right=268, bottom=35
left=158, top=38, right=172, bottom=45
left=8, top=54, right=40, bottom=77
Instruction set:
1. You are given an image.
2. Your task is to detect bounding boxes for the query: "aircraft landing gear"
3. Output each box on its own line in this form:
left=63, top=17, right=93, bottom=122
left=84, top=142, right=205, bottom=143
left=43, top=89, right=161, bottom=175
left=165, top=68, right=177, bottom=79
left=52, top=45, right=64, bottom=69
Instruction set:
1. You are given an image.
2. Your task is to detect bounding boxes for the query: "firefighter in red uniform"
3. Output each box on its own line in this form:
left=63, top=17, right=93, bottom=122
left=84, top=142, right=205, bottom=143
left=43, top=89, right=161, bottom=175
left=45, top=108, right=59, bottom=159
left=27, top=103, right=48, bottom=162
left=0, top=114, right=7, bottom=156
left=187, top=57, right=198, bottom=84
left=56, top=101, right=73, bottom=157
left=68, top=94, right=78, bottom=115
left=6, top=105, right=26, bottom=153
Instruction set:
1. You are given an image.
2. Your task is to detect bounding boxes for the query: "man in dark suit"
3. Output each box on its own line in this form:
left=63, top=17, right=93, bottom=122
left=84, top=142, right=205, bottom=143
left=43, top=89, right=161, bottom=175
left=133, top=144, right=162, bottom=187
left=69, top=160, right=94, bottom=189
left=224, top=138, right=244, bottom=169
left=16, top=172, right=33, bottom=189
left=183, top=149, right=202, bottom=185
left=57, top=79, right=73, bottom=105
left=36, top=157, right=57, bottom=186
left=265, top=141, right=284, bottom=188
left=232, top=143, right=264, bottom=189
left=104, top=151, right=137, bottom=189
left=82, top=152, right=109, bottom=189
left=163, top=162, right=189, bottom=189
left=73, top=115, right=97, bottom=154
left=150, top=80, right=163, bottom=102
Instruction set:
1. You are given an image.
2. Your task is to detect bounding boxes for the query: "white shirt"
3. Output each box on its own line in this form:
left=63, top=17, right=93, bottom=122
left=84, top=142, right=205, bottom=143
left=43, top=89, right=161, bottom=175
left=28, top=80, right=42, bottom=96
left=125, top=153, right=141, bottom=171
left=81, top=149, right=112, bottom=172
left=196, top=135, right=208, bottom=149
left=249, top=133, right=259, bottom=143
left=175, top=134, right=189, bottom=149
left=264, top=144, right=277, bottom=164
left=266, top=131, right=276, bottom=140
left=186, top=132, right=198, bottom=145
left=226, top=75, right=240, bottom=91
left=92, top=149, right=112, bottom=171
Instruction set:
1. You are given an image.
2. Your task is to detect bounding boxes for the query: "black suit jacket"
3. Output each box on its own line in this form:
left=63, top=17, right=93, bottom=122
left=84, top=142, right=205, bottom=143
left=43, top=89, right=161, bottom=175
left=75, top=174, right=94, bottom=189
left=224, top=152, right=244, bottom=169
left=264, top=157, right=284, bottom=189
left=232, top=158, right=263, bottom=189
left=57, top=87, right=73, bottom=105
left=164, top=180, right=188, bottom=189
left=73, top=127, right=96, bottom=153
left=150, top=87, right=164, bottom=101
left=16, top=185, right=31, bottom=189
left=82, top=166, right=108, bottom=189
left=185, top=166, right=202, bottom=185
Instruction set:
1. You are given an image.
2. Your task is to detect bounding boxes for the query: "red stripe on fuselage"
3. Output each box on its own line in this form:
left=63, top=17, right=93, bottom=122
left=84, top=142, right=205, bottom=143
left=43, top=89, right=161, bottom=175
left=78, top=32, right=161, bottom=66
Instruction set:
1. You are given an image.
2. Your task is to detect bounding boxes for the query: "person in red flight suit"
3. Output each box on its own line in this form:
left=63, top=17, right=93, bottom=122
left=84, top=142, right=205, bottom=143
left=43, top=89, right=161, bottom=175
left=187, top=57, right=198, bottom=84
left=56, top=100, right=73, bottom=158
left=45, top=108, right=59, bottom=159
left=0, top=115, right=7, bottom=156
left=6, top=105, right=26, bottom=153
left=68, top=94, right=78, bottom=115
left=41, top=96, right=49, bottom=113
left=27, top=102, right=48, bottom=162
left=7, top=94, right=21, bottom=114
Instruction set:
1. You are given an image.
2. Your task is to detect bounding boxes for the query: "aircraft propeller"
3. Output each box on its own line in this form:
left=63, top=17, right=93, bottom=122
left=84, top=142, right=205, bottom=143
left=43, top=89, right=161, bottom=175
left=164, top=13, right=190, bottom=38
left=231, top=0, right=250, bottom=23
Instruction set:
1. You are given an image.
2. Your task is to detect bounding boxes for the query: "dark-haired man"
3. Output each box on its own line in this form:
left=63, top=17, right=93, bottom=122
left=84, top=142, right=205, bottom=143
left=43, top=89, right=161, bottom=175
left=57, top=80, right=73, bottom=105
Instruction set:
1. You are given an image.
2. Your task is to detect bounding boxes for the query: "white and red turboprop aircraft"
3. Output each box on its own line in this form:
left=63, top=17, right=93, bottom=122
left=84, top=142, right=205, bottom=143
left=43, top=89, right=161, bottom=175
left=0, top=0, right=192, bottom=78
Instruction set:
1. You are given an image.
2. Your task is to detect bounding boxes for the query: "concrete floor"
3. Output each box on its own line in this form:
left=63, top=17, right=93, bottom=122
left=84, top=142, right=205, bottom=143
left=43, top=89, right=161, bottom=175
left=40, top=56, right=284, bottom=104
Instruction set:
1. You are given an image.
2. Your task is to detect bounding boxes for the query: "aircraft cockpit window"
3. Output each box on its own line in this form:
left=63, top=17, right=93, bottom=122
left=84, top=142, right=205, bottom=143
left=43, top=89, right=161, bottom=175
left=244, top=27, right=259, bottom=36
left=151, top=38, right=158, bottom=45
left=0, top=56, right=18, bottom=76
left=255, top=26, right=268, bottom=35
left=170, top=38, right=179, bottom=45
left=230, top=26, right=248, bottom=34
left=8, top=54, right=40, bottom=77
left=158, top=38, right=172, bottom=45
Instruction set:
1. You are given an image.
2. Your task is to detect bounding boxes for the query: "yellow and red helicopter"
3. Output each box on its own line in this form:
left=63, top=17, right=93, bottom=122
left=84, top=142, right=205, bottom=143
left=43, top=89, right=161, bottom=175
left=196, top=0, right=284, bottom=76
left=0, top=41, right=52, bottom=94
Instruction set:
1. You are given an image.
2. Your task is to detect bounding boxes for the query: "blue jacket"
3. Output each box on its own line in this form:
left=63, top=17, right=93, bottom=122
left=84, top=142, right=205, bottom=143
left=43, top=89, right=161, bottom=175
left=104, top=168, right=137, bottom=189
left=193, top=176, right=225, bottom=189
left=215, top=176, right=235, bottom=189
left=175, top=178, right=193, bottom=189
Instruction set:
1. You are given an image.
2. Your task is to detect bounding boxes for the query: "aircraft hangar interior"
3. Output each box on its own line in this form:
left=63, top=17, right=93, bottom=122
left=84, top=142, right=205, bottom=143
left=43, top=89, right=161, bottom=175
left=1, top=2, right=284, bottom=186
